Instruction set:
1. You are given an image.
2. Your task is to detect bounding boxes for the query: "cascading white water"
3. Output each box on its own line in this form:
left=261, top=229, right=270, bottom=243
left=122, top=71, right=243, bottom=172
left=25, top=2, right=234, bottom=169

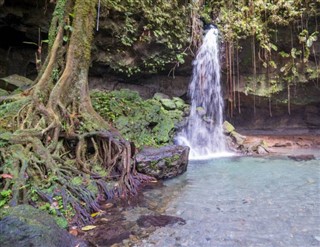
left=176, top=27, right=228, bottom=159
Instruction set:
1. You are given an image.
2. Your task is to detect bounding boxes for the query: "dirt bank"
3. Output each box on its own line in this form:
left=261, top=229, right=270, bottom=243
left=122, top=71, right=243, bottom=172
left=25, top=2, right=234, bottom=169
left=242, top=132, right=320, bottom=150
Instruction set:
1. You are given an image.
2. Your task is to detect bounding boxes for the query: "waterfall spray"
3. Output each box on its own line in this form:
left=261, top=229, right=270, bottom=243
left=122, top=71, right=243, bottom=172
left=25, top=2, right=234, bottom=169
left=176, top=27, right=229, bottom=159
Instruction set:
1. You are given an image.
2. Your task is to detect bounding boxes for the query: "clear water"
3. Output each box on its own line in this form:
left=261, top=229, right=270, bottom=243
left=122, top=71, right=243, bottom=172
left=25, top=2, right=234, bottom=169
left=176, top=28, right=227, bottom=159
left=134, top=153, right=320, bottom=246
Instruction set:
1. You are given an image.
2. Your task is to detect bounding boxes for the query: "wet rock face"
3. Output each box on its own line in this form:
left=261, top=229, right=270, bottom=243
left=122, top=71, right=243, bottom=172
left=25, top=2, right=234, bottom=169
left=0, top=205, right=88, bottom=247
left=136, top=145, right=189, bottom=179
left=229, top=93, right=320, bottom=133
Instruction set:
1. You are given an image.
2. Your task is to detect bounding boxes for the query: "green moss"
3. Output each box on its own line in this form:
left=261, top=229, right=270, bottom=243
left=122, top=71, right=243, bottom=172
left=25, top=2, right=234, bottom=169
left=92, top=164, right=108, bottom=177
left=223, top=121, right=235, bottom=134
left=0, top=207, right=10, bottom=219
left=0, top=190, right=12, bottom=209
left=260, top=140, right=268, bottom=149
left=53, top=216, right=68, bottom=229
left=71, top=176, right=83, bottom=186
left=164, top=154, right=180, bottom=167
left=86, top=181, right=98, bottom=195
left=0, top=98, right=30, bottom=132
left=48, top=0, right=67, bottom=48
left=91, top=89, right=185, bottom=147
left=149, top=161, right=158, bottom=171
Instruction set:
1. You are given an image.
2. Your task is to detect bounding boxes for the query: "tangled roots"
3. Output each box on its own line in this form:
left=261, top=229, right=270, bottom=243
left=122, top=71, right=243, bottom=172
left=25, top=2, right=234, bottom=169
left=0, top=130, right=154, bottom=225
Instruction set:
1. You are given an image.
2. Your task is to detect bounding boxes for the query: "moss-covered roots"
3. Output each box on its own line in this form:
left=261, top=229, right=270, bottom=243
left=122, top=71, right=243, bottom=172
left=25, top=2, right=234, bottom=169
left=0, top=0, right=153, bottom=225
left=1, top=128, right=152, bottom=224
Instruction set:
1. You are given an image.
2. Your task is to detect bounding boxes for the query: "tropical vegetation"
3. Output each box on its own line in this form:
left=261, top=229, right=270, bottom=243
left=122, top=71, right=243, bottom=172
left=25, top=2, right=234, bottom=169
left=0, top=0, right=319, bottom=225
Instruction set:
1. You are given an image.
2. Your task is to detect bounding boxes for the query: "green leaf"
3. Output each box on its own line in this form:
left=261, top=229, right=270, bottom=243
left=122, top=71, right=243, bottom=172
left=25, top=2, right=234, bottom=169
left=291, top=48, right=297, bottom=58
left=269, top=60, right=277, bottom=69
left=279, top=51, right=289, bottom=58
left=271, top=44, right=278, bottom=51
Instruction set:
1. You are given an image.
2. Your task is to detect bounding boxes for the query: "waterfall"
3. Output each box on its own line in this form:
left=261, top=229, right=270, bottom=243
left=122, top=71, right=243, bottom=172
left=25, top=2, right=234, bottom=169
left=176, top=27, right=229, bottom=159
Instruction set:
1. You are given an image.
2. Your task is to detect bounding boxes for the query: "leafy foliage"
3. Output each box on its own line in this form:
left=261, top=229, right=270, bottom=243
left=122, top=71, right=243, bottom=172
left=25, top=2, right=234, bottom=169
left=96, top=0, right=192, bottom=75
left=0, top=189, right=12, bottom=208
left=209, top=0, right=319, bottom=83
left=92, top=0, right=319, bottom=110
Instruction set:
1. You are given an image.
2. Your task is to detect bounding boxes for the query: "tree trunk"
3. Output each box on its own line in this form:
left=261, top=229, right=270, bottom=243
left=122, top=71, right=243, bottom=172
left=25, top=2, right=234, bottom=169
left=0, top=0, right=153, bottom=225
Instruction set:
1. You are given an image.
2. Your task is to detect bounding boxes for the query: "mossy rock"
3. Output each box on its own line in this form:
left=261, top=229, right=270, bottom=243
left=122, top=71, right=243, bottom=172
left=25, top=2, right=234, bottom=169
left=230, top=130, right=246, bottom=145
left=257, top=145, right=269, bottom=154
left=159, top=98, right=176, bottom=110
left=0, top=205, right=88, bottom=247
left=259, top=140, right=268, bottom=149
left=172, top=97, right=186, bottom=110
left=0, top=74, right=33, bottom=91
left=153, top=92, right=170, bottom=101
left=244, top=140, right=270, bottom=155
left=223, top=121, right=235, bottom=134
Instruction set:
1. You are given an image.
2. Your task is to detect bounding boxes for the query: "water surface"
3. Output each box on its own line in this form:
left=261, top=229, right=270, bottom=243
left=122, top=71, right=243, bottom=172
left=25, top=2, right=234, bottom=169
left=135, top=152, right=320, bottom=246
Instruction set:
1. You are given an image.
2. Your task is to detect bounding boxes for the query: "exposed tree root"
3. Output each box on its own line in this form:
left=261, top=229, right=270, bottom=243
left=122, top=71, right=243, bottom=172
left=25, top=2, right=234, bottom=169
left=0, top=0, right=155, bottom=225
left=1, top=127, right=155, bottom=225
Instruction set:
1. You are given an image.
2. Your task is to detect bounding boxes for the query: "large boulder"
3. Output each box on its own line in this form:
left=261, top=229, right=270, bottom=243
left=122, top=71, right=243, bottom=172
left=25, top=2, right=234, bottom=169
left=136, top=145, right=189, bottom=179
left=0, top=74, right=33, bottom=91
left=0, top=205, right=88, bottom=247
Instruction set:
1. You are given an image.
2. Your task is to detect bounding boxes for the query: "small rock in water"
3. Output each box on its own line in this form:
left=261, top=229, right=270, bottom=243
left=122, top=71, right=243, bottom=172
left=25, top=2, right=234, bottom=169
left=288, top=154, right=315, bottom=161
left=137, top=215, right=186, bottom=228
left=257, top=145, right=268, bottom=154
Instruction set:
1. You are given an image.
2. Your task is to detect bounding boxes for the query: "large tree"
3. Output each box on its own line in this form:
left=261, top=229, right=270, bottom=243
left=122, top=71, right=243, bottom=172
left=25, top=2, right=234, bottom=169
left=0, top=0, right=152, bottom=224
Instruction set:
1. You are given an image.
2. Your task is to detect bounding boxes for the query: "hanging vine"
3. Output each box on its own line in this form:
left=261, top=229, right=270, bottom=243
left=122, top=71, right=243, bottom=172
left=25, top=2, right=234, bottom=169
left=200, top=0, right=319, bottom=117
